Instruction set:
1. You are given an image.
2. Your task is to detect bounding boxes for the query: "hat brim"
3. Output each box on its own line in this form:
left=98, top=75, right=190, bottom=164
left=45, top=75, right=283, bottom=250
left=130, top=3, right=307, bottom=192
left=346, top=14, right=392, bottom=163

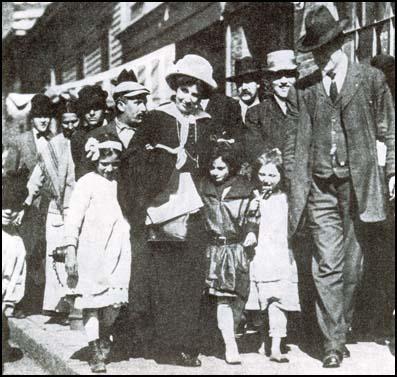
left=120, top=89, right=150, bottom=98
left=263, top=66, right=298, bottom=72
left=166, top=73, right=217, bottom=95
left=225, top=70, right=262, bottom=82
left=297, top=18, right=349, bottom=53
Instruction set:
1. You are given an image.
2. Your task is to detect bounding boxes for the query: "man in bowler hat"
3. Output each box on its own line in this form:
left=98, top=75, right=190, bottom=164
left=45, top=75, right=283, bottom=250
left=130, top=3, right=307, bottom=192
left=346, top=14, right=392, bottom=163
left=10, top=94, right=55, bottom=317
left=284, top=6, right=395, bottom=368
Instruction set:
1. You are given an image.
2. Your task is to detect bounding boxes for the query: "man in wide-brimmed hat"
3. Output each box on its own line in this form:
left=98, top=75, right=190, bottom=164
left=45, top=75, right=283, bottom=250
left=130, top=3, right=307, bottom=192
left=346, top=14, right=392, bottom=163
left=284, top=5, right=395, bottom=368
left=245, top=50, right=298, bottom=162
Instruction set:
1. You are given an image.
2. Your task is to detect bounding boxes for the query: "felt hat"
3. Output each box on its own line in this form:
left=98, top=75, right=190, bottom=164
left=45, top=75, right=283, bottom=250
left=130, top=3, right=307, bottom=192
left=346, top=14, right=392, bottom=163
left=226, top=56, right=261, bottom=82
left=56, top=97, right=79, bottom=118
left=297, top=5, right=349, bottom=53
left=30, top=94, right=54, bottom=118
left=77, top=85, right=108, bottom=113
left=166, top=54, right=218, bottom=93
left=263, top=50, right=298, bottom=72
left=112, top=69, right=150, bottom=99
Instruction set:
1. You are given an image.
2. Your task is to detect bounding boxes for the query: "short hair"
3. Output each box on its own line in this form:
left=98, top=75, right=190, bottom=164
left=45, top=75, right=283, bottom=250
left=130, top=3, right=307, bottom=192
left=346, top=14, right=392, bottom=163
left=96, top=133, right=122, bottom=160
left=207, top=143, right=241, bottom=177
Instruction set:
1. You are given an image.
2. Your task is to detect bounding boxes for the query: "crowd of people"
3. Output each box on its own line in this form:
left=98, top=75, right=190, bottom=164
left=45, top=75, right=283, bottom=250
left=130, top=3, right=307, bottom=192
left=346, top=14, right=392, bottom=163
left=2, top=6, right=395, bottom=373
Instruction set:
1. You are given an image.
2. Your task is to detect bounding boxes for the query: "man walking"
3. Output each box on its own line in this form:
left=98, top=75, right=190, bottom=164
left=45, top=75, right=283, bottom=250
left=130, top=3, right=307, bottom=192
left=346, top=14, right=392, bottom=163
left=284, top=6, right=395, bottom=368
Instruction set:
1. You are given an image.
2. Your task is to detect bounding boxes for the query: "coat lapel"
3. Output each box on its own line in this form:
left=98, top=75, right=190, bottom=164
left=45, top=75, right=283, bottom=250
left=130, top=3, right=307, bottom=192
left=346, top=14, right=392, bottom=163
left=337, top=63, right=362, bottom=110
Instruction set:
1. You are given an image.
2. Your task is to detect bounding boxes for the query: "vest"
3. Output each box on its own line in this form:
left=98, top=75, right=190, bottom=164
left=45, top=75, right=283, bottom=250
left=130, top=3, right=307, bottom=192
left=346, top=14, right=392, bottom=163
left=312, top=96, right=350, bottom=179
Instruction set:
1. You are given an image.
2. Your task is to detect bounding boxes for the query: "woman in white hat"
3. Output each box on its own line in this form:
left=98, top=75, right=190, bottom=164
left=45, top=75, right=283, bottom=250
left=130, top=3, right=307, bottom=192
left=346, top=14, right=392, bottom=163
left=123, top=54, right=217, bottom=367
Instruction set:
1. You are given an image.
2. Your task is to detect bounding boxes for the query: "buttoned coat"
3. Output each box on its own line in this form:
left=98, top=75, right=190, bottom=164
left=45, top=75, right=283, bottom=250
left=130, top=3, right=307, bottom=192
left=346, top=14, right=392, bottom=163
left=284, top=62, right=395, bottom=237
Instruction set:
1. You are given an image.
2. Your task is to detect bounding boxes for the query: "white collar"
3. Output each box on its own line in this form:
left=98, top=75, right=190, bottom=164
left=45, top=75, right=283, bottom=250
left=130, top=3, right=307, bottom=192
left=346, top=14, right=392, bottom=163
left=322, top=52, right=348, bottom=80
left=239, top=97, right=260, bottom=110
left=115, top=117, right=135, bottom=131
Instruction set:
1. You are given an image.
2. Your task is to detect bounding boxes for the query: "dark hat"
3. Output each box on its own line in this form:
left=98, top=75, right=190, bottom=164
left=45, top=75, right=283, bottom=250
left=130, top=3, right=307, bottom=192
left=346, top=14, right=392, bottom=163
left=56, top=98, right=79, bottom=118
left=226, top=57, right=261, bottom=82
left=370, top=54, right=395, bottom=74
left=30, top=94, right=54, bottom=118
left=112, top=69, right=150, bottom=99
left=77, top=85, right=108, bottom=113
left=297, top=6, right=349, bottom=53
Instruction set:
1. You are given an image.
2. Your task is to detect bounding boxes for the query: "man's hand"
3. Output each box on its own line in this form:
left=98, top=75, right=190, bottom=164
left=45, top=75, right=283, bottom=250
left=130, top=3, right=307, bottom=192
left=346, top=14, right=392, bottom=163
left=2, top=209, right=14, bottom=226
left=389, top=175, right=395, bottom=201
left=243, top=232, right=257, bottom=248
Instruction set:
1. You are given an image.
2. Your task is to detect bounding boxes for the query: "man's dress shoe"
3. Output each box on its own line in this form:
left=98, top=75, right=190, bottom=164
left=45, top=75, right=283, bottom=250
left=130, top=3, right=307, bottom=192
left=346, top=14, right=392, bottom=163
left=322, top=350, right=342, bottom=368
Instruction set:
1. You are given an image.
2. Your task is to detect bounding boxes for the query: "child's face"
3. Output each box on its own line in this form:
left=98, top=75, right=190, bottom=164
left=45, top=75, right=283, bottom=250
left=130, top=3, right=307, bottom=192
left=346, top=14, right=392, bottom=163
left=210, top=157, right=230, bottom=184
left=2, top=209, right=18, bottom=226
left=96, top=154, right=120, bottom=181
left=257, top=163, right=281, bottom=191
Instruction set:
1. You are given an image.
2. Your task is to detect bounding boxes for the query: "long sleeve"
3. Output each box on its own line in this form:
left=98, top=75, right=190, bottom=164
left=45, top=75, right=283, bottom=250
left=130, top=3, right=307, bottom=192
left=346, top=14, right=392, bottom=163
left=372, top=69, right=395, bottom=177
left=63, top=176, right=92, bottom=247
left=244, top=195, right=260, bottom=235
left=25, top=163, right=46, bottom=206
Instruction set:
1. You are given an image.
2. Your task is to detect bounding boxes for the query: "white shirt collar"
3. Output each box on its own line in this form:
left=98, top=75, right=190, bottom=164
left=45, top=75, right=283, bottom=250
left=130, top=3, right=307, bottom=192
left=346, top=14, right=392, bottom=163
left=239, top=97, right=260, bottom=123
left=322, top=52, right=348, bottom=94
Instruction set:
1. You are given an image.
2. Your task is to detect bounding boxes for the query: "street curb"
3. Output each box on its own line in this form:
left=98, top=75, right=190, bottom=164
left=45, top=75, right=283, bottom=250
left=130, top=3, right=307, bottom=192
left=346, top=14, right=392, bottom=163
left=9, top=317, right=81, bottom=375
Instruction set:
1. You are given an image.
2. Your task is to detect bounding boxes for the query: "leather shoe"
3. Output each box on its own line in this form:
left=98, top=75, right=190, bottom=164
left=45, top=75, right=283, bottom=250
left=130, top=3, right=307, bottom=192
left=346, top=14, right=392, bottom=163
left=322, top=350, right=342, bottom=368
left=342, top=345, right=350, bottom=358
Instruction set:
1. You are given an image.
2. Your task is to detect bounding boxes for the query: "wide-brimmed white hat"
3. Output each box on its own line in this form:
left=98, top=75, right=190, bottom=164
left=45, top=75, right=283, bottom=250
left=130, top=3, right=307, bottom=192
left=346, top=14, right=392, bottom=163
left=166, top=54, right=218, bottom=93
left=263, top=50, right=298, bottom=72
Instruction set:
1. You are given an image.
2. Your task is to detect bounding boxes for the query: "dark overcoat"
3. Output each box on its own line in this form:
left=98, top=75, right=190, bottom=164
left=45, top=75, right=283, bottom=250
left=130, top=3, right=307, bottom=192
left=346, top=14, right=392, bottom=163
left=284, top=62, right=395, bottom=237
left=245, top=96, right=289, bottom=162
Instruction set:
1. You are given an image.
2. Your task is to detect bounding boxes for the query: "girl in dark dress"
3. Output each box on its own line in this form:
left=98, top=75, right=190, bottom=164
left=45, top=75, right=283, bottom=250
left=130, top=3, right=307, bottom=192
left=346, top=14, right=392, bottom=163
left=200, top=144, right=258, bottom=364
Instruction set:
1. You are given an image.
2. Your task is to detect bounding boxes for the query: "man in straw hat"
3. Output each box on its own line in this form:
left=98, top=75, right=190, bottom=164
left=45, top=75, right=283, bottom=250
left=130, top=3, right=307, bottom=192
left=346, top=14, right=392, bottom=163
left=284, top=5, right=395, bottom=368
left=245, top=50, right=298, bottom=162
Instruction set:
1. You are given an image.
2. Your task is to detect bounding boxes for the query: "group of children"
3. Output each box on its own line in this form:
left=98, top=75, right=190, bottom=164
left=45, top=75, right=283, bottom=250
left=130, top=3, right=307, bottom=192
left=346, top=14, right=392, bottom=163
left=2, top=132, right=300, bottom=372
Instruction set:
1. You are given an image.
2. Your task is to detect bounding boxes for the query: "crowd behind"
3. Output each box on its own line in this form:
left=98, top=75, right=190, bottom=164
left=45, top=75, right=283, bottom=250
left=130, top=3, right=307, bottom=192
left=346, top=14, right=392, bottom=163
left=2, top=6, right=395, bottom=373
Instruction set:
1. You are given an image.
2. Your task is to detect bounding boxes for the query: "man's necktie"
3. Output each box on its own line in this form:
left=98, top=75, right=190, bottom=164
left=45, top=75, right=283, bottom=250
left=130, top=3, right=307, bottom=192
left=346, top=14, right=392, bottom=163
left=327, top=71, right=338, bottom=103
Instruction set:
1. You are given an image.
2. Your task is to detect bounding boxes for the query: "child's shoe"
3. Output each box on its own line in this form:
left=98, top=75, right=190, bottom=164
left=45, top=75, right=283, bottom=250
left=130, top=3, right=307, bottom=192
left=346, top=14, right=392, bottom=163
left=225, top=339, right=241, bottom=365
left=88, top=340, right=106, bottom=373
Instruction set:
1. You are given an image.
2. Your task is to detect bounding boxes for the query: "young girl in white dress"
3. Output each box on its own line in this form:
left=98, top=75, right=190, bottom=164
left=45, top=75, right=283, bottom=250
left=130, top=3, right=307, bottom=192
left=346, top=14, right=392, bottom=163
left=62, top=134, right=131, bottom=373
left=249, top=149, right=300, bottom=363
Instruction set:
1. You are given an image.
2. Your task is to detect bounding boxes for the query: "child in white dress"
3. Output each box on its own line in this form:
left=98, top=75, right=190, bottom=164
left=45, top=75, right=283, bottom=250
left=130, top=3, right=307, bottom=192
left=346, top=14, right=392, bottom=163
left=61, top=134, right=131, bottom=373
left=249, top=149, right=300, bottom=363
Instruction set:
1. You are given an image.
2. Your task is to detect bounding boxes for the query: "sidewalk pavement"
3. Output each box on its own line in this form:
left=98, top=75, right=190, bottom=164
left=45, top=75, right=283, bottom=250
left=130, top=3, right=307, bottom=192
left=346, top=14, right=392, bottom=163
left=9, top=315, right=395, bottom=375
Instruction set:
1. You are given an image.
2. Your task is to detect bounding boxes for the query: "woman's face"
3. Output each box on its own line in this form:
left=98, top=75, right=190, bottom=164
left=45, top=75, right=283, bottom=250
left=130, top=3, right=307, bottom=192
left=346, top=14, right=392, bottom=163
left=210, top=156, right=230, bottom=184
left=61, top=112, right=80, bottom=137
left=257, top=163, right=281, bottom=191
left=96, top=152, right=120, bottom=181
left=175, top=83, right=201, bottom=115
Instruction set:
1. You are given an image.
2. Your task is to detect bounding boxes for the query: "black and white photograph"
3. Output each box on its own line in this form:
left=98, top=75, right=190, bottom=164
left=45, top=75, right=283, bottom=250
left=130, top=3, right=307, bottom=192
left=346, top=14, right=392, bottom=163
left=2, top=2, right=395, bottom=375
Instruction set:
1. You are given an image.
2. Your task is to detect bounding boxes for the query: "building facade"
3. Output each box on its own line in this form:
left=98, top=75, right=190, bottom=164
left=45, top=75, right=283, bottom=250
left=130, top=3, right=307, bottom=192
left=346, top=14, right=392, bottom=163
left=2, top=2, right=395, bottom=116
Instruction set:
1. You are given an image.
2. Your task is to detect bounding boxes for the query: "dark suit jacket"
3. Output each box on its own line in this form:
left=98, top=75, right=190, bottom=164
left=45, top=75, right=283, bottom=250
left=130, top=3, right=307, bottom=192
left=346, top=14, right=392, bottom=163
left=284, top=62, right=395, bottom=236
left=245, top=96, right=288, bottom=162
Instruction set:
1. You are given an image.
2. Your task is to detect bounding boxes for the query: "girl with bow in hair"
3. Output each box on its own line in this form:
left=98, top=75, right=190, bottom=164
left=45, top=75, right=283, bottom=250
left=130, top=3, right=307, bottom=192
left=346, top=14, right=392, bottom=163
left=59, top=134, right=131, bottom=373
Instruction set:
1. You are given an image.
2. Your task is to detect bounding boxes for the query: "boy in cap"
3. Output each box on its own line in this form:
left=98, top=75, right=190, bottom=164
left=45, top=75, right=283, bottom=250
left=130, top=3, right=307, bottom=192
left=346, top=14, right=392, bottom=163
left=284, top=5, right=395, bottom=368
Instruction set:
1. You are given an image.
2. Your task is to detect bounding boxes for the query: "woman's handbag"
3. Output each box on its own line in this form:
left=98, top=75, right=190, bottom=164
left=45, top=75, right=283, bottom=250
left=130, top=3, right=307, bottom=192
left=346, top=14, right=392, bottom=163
left=146, top=170, right=203, bottom=242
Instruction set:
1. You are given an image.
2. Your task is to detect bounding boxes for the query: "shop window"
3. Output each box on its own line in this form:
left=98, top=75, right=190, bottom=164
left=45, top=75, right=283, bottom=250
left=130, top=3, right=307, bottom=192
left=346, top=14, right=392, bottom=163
left=337, top=2, right=395, bottom=62
left=120, top=2, right=163, bottom=30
